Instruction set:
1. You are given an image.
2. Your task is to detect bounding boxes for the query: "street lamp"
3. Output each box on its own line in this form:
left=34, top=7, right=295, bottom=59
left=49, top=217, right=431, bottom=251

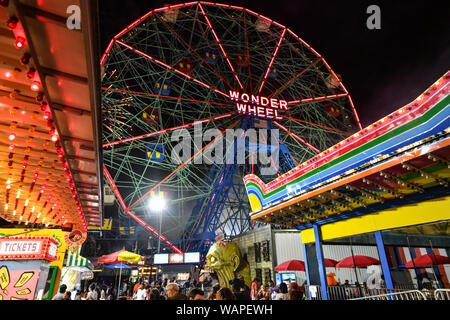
left=148, top=191, right=166, bottom=254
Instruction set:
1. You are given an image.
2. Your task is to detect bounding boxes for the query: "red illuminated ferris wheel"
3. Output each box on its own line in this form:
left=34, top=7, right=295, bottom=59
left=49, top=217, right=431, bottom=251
left=100, top=2, right=362, bottom=254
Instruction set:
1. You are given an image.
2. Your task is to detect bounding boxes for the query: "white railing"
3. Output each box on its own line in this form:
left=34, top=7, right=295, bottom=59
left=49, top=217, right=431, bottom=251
left=434, top=289, right=450, bottom=300
left=349, top=290, right=427, bottom=300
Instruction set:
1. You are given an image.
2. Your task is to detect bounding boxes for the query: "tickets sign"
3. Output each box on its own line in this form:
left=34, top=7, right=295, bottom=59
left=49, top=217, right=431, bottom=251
left=0, top=236, right=58, bottom=261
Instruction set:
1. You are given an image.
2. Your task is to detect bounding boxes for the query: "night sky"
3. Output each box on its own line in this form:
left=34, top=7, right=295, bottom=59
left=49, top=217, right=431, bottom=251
left=99, top=0, right=450, bottom=127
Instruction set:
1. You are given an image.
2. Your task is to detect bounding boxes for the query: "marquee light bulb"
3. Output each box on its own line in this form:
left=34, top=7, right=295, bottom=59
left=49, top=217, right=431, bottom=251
left=8, top=133, right=16, bottom=141
left=7, top=17, right=18, bottom=30
left=30, top=81, right=40, bottom=91
left=15, top=36, right=25, bottom=49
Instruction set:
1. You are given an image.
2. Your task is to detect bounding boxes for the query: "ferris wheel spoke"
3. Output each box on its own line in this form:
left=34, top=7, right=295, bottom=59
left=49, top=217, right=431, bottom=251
left=319, top=57, right=363, bottom=130
left=128, top=117, right=242, bottom=210
left=273, top=121, right=321, bottom=153
left=102, top=86, right=233, bottom=107
left=115, top=39, right=229, bottom=98
left=198, top=3, right=244, bottom=91
left=103, top=112, right=236, bottom=147
left=268, top=58, right=321, bottom=98
left=243, top=9, right=253, bottom=94
left=257, top=27, right=287, bottom=95
left=103, top=164, right=183, bottom=253
left=281, top=115, right=351, bottom=135
left=154, top=12, right=235, bottom=91
left=287, top=93, right=349, bottom=105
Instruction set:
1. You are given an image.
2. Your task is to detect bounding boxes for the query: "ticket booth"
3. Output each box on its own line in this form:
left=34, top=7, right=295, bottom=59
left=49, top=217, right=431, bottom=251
left=0, top=236, right=58, bottom=300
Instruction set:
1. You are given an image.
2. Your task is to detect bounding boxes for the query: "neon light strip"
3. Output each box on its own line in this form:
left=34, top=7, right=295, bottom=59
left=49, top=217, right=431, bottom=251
left=154, top=12, right=234, bottom=91
left=114, top=2, right=198, bottom=40
left=128, top=117, right=242, bottom=210
left=103, top=165, right=182, bottom=253
left=245, top=8, right=286, bottom=29
left=247, top=85, right=449, bottom=201
left=115, top=40, right=229, bottom=98
left=250, top=136, right=450, bottom=219
left=251, top=87, right=444, bottom=194
left=288, top=93, right=349, bottom=105
left=100, top=39, right=115, bottom=67
left=268, top=58, right=321, bottom=98
left=198, top=3, right=244, bottom=91
left=258, top=27, right=287, bottom=95
left=273, top=121, right=320, bottom=153
left=281, top=115, right=350, bottom=134
left=103, top=112, right=235, bottom=147
left=101, top=86, right=233, bottom=107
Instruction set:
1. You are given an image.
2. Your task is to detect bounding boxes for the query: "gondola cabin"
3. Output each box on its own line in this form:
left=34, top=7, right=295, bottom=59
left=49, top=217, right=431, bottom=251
left=154, top=78, right=172, bottom=96
left=204, top=48, right=219, bottom=65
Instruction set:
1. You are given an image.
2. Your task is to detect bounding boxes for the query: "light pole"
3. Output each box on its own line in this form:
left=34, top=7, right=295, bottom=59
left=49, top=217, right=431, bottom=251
left=149, top=191, right=166, bottom=254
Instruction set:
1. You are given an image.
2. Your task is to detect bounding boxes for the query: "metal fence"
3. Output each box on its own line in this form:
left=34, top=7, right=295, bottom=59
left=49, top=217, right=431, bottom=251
left=434, top=289, right=450, bottom=300
left=305, top=284, right=431, bottom=300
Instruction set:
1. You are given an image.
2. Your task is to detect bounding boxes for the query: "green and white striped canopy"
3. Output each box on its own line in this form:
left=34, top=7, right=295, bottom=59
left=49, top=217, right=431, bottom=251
left=65, top=248, right=93, bottom=269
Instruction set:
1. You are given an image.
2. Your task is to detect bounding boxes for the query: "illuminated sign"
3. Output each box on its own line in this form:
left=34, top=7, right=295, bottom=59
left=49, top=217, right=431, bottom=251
left=177, top=273, right=190, bottom=281
left=229, top=91, right=289, bottom=119
left=169, top=253, right=184, bottom=264
left=153, top=253, right=169, bottom=264
left=184, top=252, right=200, bottom=263
left=153, top=252, right=200, bottom=264
left=80, top=270, right=94, bottom=280
left=0, top=236, right=58, bottom=261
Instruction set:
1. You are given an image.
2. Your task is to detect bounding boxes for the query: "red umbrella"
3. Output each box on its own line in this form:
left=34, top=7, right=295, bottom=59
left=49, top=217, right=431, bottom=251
left=405, top=254, right=450, bottom=268
left=324, top=258, right=339, bottom=268
left=275, top=259, right=305, bottom=271
left=336, top=255, right=381, bottom=268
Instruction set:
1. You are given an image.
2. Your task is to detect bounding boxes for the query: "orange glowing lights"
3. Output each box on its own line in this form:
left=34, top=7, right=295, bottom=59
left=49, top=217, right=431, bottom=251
left=30, top=81, right=40, bottom=91
left=14, top=36, right=25, bottom=49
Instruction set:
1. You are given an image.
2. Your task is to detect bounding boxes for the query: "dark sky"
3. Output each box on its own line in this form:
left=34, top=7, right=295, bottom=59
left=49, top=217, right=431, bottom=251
left=99, top=0, right=450, bottom=127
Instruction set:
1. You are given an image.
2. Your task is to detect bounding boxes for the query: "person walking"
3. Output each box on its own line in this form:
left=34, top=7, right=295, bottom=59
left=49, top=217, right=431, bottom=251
left=149, top=288, right=165, bottom=300
left=273, top=282, right=289, bottom=300
left=268, top=280, right=278, bottom=300
left=188, top=288, right=205, bottom=300
left=106, top=287, right=115, bottom=300
left=86, top=283, right=98, bottom=300
left=250, top=278, right=259, bottom=300
left=134, top=283, right=148, bottom=300
left=216, top=287, right=236, bottom=300
left=166, top=283, right=187, bottom=300
left=257, top=284, right=270, bottom=300
left=52, top=284, right=67, bottom=300
left=207, top=284, right=220, bottom=300
left=133, top=279, right=142, bottom=296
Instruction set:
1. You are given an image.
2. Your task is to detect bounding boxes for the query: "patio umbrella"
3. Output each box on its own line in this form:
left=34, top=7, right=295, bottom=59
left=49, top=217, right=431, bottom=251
left=405, top=254, right=450, bottom=268
left=336, top=255, right=381, bottom=268
left=103, top=263, right=133, bottom=269
left=405, top=253, right=450, bottom=288
left=324, top=258, right=339, bottom=268
left=97, top=250, right=142, bottom=264
left=336, top=255, right=381, bottom=284
left=275, top=259, right=305, bottom=271
left=98, top=250, right=142, bottom=297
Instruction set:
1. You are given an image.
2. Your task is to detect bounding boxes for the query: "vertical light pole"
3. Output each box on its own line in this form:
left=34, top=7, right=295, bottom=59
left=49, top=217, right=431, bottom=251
left=149, top=190, right=166, bottom=254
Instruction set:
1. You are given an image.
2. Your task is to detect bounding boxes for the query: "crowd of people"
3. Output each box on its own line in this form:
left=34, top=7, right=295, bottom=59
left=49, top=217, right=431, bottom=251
left=52, top=276, right=306, bottom=301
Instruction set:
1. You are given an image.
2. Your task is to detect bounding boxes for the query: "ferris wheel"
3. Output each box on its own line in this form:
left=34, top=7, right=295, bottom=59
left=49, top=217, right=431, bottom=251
left=100, top=2, right=361, bottom=254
